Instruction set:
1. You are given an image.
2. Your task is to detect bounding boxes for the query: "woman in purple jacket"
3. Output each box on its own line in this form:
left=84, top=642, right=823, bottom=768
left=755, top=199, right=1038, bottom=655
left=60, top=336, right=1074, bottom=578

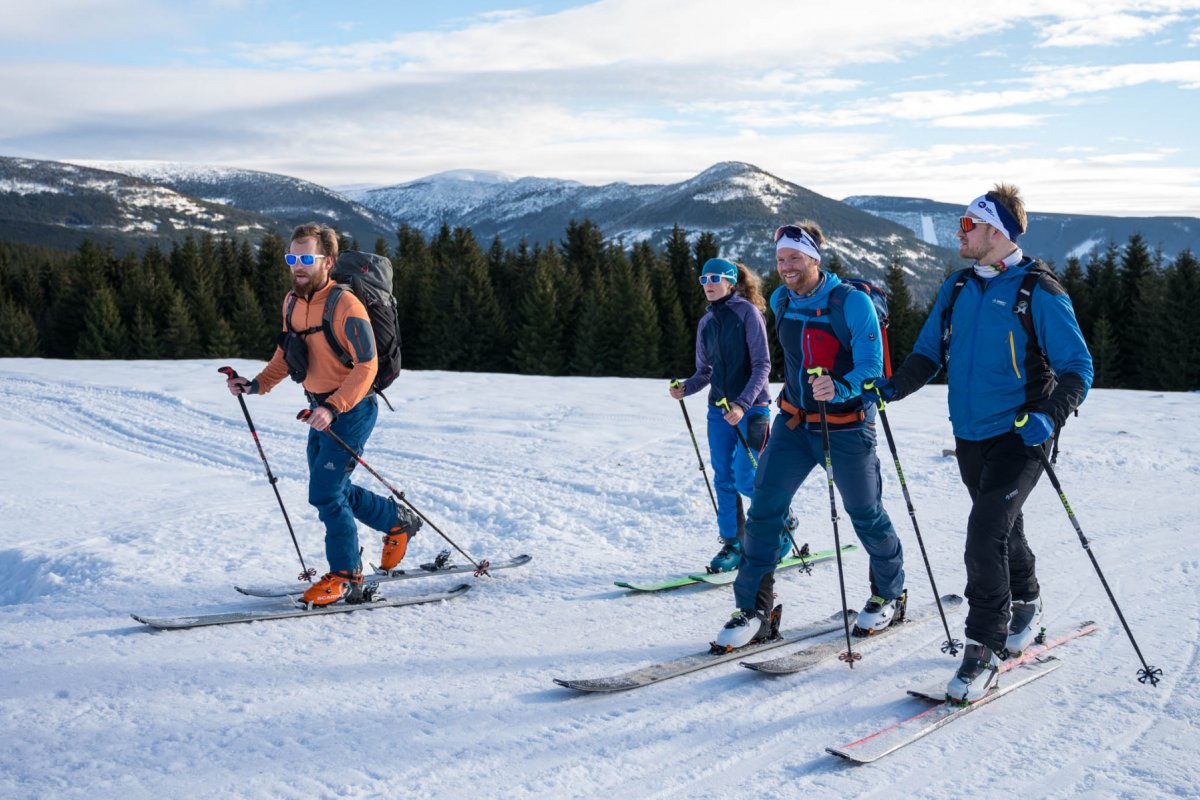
left=670, top=258, right=782, bottom=572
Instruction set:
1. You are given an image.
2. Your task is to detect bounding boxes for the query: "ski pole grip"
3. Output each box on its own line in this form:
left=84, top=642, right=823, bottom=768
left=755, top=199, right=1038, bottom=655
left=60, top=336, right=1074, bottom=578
left=806, top=366, right=826, bottom=377
left=218, top=366, right=239, bottom=380
left=715, top=397, right=730, bottom=412
left=669, top=378, right=681, bottom=389
left=1015, top=413, right=1029, bottom=429
left=297, top=409, right=312, bottom=422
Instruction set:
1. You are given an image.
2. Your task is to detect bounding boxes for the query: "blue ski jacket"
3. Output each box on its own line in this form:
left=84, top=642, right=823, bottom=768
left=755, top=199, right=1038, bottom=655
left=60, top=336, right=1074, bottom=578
left=771, top=272, right=883, bottom=423
left=899, top=258, right=1094, bottom=441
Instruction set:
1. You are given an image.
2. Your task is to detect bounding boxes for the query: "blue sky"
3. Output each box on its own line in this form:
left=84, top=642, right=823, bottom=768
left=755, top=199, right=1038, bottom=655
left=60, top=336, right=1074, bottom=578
left=2, top=0, right=1199, bottom=215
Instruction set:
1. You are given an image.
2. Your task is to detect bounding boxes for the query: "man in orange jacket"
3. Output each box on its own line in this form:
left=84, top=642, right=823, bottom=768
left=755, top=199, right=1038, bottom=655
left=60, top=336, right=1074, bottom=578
left=226, top=223, right=420, bottom=605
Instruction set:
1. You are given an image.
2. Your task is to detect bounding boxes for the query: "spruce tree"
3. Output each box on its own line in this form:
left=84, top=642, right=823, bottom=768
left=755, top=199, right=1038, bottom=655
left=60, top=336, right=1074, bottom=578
left=0, top=298, right=40, bottom=356
left=1117, top=233, right=1155, bottom=386
left=824, top=250, right=845, bottom=277
left=511, top=249, right=565, bottom=375
left=602, top=247, right=660, bottom=376
left=1059, top=257, right=1091, bottom=339
left=570, top=270, right=610, bottom=376
left=205, top=317, right=239, bottom=359
left=1160, top=250, right=1200, bottom=390
left=456, top=229, right=510, bottom=371
left=76, top=284, right=127, bottom=358
left=161, top=286, right=202, bottom=358
left=883, top=254, right=917, bottom=371
left=1090, top=316, right=1120, bottom=388
left=128, top=306, right=161, bottom=360
left=231, top=279, right=272, bottom=359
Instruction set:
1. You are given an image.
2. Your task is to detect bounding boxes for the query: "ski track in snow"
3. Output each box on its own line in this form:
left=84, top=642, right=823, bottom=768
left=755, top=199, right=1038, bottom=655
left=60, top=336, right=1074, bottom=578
left=0, top=359, right=1196, bottom=799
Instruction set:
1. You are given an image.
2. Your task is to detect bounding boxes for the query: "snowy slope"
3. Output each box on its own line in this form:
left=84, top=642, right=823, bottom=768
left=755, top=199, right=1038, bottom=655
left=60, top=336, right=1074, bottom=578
left=0, top=360, right=1195, bottom=799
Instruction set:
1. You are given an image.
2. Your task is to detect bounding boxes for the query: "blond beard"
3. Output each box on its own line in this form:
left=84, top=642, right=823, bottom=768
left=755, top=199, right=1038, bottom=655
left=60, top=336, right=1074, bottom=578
left=291, top=269, right=330, bottom=297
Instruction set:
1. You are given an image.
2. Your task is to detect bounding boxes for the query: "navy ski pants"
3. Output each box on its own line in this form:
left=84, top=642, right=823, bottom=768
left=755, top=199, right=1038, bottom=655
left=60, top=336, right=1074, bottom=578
left=733, top=416, right=905, bottom=613
left=306, top=395, right=397, bottom=574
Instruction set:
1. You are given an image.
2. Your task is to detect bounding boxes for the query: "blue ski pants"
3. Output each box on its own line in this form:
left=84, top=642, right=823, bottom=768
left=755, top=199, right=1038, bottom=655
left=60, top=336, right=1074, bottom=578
left=306, top=395, right=397, bottom=573
left=707, top=404, right=770, bottom=540
left=733, top=416, right=905, bottom=612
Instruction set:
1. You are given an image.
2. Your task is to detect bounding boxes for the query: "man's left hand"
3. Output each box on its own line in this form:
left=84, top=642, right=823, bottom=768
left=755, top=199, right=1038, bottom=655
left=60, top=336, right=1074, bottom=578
left=1015, top=411, right=1054, bottom=446
left=306, top=406, right=335, bottom=432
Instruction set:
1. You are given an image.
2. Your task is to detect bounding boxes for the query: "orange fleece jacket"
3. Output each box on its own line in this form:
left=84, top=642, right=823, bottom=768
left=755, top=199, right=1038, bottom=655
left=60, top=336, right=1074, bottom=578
left=254, top=279, right=378, bottom=414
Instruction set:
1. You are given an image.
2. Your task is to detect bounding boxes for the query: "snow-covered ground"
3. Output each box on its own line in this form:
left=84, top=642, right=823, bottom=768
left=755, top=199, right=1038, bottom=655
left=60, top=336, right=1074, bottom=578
left=0, top=359, right=1195, bottom=799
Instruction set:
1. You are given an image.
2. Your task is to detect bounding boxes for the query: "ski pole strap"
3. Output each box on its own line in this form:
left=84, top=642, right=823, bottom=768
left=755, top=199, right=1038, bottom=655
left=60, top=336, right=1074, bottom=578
left=863, top=380, right=886, bottom=411
left=777, top=397, right=864, bottom=430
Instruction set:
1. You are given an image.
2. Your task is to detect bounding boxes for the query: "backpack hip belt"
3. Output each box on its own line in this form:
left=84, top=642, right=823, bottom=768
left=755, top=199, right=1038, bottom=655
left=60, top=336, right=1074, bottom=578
left=778, top=397, right=865, bottom=430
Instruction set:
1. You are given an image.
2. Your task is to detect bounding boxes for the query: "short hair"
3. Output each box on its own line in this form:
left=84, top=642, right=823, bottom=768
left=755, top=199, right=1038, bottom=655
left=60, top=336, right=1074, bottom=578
left=290, top=223, right=339, bottom=261
left=792, top=219, right=825, bottom=247
left=985, top=183, right=1027, bottom=236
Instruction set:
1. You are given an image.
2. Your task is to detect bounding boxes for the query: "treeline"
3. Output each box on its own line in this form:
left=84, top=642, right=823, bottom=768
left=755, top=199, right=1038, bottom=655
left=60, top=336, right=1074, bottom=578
left=0, top=224, right=1196, bottom=391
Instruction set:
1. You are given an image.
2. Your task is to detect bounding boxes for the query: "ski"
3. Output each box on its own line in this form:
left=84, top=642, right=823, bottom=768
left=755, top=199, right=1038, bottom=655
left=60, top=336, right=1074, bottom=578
left=614, top=544, right=857, bottom=592
left=553, top=609, right=855, bottom=693
left=132, top=583, right=471, bottom=630
left=741, top=594, right=964, bottom=675
left=825, top=621, right=1097, bottom=763
left=235, top=553, right=532, bottom=598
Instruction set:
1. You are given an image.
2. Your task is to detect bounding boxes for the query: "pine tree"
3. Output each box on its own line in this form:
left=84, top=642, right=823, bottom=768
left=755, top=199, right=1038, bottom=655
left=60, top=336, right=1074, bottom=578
left=602, top=247, right=660, bottom=376
left=639, top=241, right=691, bottom=377
left=161, top=286, right=202, bottom=358
left=455, top=228, right=510, bottom=371
left=825, top=250, right=845, bottom=277
left=394, top=226, right=440, bottom=370
left=665, top=226, right=702, bottom=333
left=570, top=270, right=610, bottom=376
left=883, top=254, right=918, bottom=371
left=231, top=279, right=272, bottom=359
left=1116, top=233, right=1155, bottom=386
left=205, top=317, right=239, bottom=359
left=76, top=284, right=127, bottom=358
left=1161, top=250, right=1200, bottom=390
left=1090, top=316, right=1120, bottom=389
left=128, top=306, right=161, bottom=359
left=511, top=249, right=565, bottom=375
left=0, top=297, right=40, bottom=356
left=1059, top=257, right=1091, bottom=339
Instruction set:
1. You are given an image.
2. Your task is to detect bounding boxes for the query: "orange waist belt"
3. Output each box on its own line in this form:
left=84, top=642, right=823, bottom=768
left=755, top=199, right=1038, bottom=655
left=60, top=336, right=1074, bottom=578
left=778, top=398, right=865, bottom=430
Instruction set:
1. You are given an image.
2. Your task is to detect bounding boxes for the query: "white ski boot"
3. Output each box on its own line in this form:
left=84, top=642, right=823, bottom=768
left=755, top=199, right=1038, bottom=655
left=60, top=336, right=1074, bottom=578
left=713, top=608, right=767, bottom=651
left=1005, top=596, right=1044, bottom=656
left=853, top=590, right=907, bottom=636
left=946, top=639, right=1000, bottom=704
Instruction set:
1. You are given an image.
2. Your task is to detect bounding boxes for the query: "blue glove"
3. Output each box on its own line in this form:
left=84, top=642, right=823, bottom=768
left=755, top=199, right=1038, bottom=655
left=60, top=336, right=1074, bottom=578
left=1015, top=412, right=1054, bottom=446
left=862, top=377, right=896, bottom=406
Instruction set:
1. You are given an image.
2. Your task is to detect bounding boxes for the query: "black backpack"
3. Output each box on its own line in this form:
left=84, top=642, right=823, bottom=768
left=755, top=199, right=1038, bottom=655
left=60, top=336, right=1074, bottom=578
left=283, top=250, right=402, bottom=408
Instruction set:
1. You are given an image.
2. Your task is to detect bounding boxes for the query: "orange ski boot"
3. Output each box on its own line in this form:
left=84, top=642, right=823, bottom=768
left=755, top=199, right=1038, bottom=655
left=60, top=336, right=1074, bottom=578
left=300, top=570, right=363, bottom=607
left=379, top=507, right=423, bottom=572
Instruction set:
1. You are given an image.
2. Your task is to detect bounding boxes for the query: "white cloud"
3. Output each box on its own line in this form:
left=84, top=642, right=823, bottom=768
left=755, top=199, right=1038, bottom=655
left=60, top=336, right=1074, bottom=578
left=932, top=113, right=1048, bottom=128
left=1038, top=13, right=1183, bottom=47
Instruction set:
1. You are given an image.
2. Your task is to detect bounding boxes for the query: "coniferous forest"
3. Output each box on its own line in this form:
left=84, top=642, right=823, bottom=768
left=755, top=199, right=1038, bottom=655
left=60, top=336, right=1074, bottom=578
left=0, top=221, right=1197, bottom=391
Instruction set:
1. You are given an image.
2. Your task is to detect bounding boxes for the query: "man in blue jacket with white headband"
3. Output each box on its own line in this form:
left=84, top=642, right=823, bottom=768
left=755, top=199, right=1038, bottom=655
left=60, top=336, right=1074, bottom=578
left=864, top=183, right=1093, bottom=704
left=714, top=220, right=907, bottom=650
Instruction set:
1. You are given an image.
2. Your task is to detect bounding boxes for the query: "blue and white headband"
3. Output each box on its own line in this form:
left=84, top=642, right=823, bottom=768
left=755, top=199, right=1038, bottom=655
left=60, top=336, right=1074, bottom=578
left=774, top=225, right=822, bottom=261
left=966, top=195, right=1022, bottom=243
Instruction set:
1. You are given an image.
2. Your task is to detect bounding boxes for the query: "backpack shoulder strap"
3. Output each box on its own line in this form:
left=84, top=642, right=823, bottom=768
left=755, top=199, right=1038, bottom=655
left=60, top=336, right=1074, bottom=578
left=319, top=284, right=353, bottom=368
left=1014, top=260, right=1062, bottom=354
left=285, top=292, right=323, bottom=336
left=939, top=268, right=973, bottom=366
left=826, top=282, right=856, bottom=349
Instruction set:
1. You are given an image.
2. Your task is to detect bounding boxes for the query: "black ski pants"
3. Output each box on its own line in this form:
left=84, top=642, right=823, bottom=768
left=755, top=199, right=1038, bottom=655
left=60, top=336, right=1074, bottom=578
left=955, top=432, right=1044, bottom=654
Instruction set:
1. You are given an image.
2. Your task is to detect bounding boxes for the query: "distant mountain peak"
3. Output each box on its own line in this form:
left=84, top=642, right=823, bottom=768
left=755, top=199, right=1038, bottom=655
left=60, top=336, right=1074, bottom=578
left=415, top=169, right=516, bottom=185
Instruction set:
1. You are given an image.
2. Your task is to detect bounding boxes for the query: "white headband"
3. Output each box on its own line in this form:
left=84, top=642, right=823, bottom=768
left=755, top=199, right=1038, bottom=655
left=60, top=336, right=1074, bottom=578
left=775, top=228, right=822, bottom=261
left=966, top=195, right=1014, bottom=242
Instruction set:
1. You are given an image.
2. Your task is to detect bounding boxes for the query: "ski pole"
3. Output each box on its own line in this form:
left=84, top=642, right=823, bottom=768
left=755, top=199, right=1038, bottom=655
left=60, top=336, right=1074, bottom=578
left=217, top=367, right=315, bottom=583
left=807, top=367, right=859, bottom=667
left=715, top=397, right=758, bottom=468
left=297, top=409, right=491, bottom=577
left=670, top=379, right=719, bottom=517
left=864, top=381, right=962, bottom=656
left=1016, top=414, right=1162, bottom=687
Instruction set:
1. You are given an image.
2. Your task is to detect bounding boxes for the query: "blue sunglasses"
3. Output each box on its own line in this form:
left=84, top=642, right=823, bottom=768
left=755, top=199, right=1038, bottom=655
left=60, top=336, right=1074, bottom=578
left=284, top=253, right=329, bottom=268
left=699, top=274, right=734, bottom=285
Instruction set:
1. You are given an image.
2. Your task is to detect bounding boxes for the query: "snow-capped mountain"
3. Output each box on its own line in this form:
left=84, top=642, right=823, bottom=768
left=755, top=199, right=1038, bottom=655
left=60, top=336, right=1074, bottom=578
left=356, top=162, right=956, bottom=293
left=844, top=195, right=1200, bottom=267
left=79, top=159, right=396, bottom=242
left=0, top=156, right=276, bottom=251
